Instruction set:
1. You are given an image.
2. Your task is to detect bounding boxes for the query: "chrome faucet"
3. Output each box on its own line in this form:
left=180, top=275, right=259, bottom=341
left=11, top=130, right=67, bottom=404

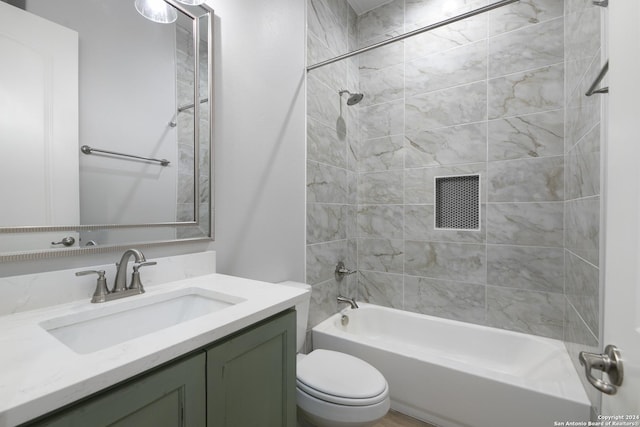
left=114, top=248, right=152, bottom=292
left=337, top=295, right=359, bottom=309
left=75, top=248, right=156, bottom=303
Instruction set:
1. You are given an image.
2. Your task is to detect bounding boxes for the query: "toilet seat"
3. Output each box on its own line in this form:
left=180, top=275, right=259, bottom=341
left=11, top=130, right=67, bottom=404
left=297, top=349, right=389, bottom=406
left=297, top=380, right=389, bottom=407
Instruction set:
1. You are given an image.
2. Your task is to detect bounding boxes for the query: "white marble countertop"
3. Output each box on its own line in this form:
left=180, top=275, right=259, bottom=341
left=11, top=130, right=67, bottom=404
left=0, top=273, right=308, bottom=427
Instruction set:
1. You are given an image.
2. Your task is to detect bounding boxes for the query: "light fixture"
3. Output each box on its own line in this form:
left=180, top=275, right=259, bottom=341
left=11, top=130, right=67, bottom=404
left=134, top=0, right=178, bottom=24
left=174, top=0, right=206, bottom=5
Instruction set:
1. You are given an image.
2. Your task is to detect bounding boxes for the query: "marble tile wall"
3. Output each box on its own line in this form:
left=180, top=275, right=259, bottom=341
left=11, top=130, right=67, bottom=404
left=309, top=0, right=601, bottom=377
left=352, top=0, right=567, bottom=340
left=306, top=0, right=359, bottom=331
left=176, top=26, right=211, bottom=239
left=176, top=26, right=195, bottom=228
left=307, top=0, right=604, bottom=412
left=563, top=0, right=603, bottom=413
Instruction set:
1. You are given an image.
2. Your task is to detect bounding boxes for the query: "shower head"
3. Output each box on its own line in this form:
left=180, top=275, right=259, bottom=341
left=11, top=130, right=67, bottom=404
left=339, top=90, right=364, bottom=106
left=347, top=93, right=364, bottom=105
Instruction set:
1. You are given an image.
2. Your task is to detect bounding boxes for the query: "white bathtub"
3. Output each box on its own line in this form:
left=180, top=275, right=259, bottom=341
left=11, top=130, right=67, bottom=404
left=312, top=303, right=591, bottom=427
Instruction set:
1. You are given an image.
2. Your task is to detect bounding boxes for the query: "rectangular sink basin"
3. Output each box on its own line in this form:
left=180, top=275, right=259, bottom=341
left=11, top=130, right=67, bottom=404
left=40, top=288, right=245, bottom=354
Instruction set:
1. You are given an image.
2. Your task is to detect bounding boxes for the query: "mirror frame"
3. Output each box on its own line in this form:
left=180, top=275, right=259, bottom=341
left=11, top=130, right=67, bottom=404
left=0, top=0, right=214, bottom=262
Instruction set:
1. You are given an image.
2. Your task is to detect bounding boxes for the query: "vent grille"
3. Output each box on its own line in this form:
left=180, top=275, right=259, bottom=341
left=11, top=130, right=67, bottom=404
left=435, top=175, right=480, bottom=230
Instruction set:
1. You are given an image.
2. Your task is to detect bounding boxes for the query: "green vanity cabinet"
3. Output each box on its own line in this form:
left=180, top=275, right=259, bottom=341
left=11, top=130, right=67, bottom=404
left=31, top=352, right=207, bottom=427
left=207, top=308, right=297, bottom=427
left=25, top=309, right=296, bottom=427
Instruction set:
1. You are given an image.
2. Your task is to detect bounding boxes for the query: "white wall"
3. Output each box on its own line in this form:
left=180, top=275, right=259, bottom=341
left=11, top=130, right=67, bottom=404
left=0, top=0, right=306, bottom=283
left=27, top=0, right=179, bottom=230
left=207, top=0, right=306, bottom=283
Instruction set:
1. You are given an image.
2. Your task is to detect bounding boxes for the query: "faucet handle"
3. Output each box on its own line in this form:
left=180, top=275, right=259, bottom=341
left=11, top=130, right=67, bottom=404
left=75, top=269, right=106, bottom=278
left=335, top=262, right=357, bottom=281
left=134, top=261, right=157, bottom=269
left=52, top=236, right=76, bottom=247
left=129, top=261, right=155, bottom=292
left=75, top=270, right=110, bottom=303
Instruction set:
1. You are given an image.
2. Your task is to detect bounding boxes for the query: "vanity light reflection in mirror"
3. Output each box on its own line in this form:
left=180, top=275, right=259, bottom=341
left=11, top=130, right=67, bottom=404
left=135, top=0, right=178, bottom=23
left=0, top=0, right=213, bottom=256
left=135, top=0, right=206, bottom=23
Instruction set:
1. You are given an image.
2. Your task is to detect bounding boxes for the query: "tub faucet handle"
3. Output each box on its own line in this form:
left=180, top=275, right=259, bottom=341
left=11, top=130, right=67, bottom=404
left=335, top=262, right=356, bottom=281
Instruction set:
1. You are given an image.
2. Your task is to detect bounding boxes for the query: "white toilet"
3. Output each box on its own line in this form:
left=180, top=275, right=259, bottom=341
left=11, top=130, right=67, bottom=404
left=280, top=281, right=390, bottom=427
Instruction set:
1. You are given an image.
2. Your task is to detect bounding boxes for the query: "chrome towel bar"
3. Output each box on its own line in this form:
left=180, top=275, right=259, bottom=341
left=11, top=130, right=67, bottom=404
left=80, top=145, right=170, bottom=167
left=586, top=61, right=609, bottom=96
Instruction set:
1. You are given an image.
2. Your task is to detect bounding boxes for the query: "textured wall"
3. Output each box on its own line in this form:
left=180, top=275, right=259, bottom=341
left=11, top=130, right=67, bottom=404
left=351, top=0, right=567, bottom=339
left=306, top=0, right=360, bottom=327
left=562, top=0, right=604, bottom=413
left=306, top=0, right=572, bottom=339
left=308, top=0, right=606, bottom=411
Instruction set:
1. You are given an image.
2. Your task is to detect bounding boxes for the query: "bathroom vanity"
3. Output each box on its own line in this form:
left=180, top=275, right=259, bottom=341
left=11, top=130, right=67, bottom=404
left=28, top=310, right=295, bottom=427
left=0, top=253, right=307, bottom=427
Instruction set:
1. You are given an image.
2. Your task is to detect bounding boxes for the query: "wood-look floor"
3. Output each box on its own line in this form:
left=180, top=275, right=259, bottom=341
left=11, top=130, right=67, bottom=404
left=375, top=410, right=437, bottom=427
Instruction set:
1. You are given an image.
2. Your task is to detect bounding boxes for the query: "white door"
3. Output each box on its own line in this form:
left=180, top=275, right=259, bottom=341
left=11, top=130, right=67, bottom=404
left=0, top=2, right=79, bottom=252
left=602, top=0, right=640, bottom=416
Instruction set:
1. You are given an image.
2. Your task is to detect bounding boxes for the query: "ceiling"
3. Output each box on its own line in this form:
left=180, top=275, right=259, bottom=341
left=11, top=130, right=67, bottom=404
left=346, top=0, right=394, bottom=15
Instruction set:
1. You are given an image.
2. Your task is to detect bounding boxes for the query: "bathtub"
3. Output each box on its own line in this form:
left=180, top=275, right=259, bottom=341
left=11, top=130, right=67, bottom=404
left=312, top=303, right=591, bottom=427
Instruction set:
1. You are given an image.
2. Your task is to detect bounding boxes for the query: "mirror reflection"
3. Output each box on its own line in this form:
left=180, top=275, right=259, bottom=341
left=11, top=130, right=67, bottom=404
left=0, top=0, right=212, bottom=254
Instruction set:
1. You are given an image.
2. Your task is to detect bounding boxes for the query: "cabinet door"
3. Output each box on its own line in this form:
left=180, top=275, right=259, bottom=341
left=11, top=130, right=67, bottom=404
left=30, top=352, right=206, bottom=427
left=207, top=310, right=296, bottom=427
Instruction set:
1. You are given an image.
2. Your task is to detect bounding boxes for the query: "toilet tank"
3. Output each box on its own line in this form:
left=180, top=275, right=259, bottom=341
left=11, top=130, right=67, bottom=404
left=278, top=281, right=311, bottom=353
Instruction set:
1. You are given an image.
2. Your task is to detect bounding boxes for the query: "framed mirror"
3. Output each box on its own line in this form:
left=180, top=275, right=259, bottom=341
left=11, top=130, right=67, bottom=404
left=0, top=0, right=213, bottom=260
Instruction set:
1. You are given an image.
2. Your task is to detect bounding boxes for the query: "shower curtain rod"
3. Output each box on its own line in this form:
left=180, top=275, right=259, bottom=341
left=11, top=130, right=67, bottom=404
left=306, top=0, right=519, bottom=72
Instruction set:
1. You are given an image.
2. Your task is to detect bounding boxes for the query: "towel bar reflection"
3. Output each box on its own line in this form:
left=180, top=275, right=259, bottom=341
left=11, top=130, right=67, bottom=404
left=169, top=98, right=209, bottom=127
left=178, top=98, right=209, bottom=113
left=585, top=61, right=609, bottom=96
left=80, top=145, right=170, bottom=167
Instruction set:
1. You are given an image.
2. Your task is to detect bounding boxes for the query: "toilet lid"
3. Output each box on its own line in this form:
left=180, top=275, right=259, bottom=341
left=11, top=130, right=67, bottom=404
left=297, top=349, right=388, bottom=405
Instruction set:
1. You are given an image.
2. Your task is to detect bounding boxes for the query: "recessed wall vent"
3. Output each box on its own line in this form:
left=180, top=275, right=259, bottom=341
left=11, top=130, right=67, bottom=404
left=434, top=174, right=480, bottom=230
